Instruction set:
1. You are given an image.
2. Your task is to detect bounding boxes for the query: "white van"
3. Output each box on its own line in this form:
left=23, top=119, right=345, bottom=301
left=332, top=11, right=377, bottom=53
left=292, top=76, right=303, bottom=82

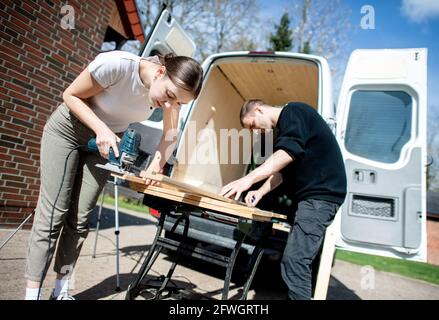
left=130, top=8, right=427, bottom=299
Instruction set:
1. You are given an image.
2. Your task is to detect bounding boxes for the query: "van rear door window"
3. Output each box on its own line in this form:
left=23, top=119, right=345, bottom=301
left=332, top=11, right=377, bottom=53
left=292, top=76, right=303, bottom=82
left=345, top=90, right=413, bottom=164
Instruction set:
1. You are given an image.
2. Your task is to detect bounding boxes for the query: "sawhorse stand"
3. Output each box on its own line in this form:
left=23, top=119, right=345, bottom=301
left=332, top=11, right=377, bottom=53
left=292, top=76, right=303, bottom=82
left=125, top=207, right=266, bottom=300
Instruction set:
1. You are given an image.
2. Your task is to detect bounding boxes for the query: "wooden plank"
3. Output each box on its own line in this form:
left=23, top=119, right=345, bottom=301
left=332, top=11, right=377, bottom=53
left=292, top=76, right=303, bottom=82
left=143, top=182, right=286, bottom=220
left=313, top=216, right=338, bottom=300
left=129, top=182, right=274, bottom=222
left=272, top=223, right=290, bottom=233
left=112, top=173, right=288, bottom=222
left=131, top=182, right=287, bottom=220
left=125, top=172, right=244, bottom=205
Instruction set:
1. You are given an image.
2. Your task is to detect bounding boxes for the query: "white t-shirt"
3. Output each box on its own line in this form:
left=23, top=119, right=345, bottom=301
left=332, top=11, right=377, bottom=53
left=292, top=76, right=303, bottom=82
left=87, top=50, right=160, bottom=132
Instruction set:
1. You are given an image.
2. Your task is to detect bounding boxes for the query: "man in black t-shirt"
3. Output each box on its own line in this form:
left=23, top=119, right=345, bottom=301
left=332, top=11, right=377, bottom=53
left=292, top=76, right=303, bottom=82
left=220, top=99, right=347, bottom=300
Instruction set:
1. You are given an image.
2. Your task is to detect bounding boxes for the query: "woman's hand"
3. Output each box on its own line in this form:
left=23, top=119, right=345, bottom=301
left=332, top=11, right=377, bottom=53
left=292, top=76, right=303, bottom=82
left=140, top=162, right=163, bottom=186
left=138, top=106, right=178, bottom=186
left=244, top=190, right=264, bottom=207
left=95, top=125, right=121, bottom=160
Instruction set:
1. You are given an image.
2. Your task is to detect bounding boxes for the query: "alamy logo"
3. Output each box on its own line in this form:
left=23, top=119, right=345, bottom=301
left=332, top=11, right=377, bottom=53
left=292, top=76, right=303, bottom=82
left=61, top=4, right=75, bottom=30
left=163, top=121, right=274, bottom=167
left=360, top=265, right=375, bottom=290
left=361, top=5, right=375, bottom=30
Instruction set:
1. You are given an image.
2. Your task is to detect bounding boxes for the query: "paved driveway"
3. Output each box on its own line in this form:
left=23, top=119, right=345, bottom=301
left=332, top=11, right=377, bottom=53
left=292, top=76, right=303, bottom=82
left=1, top=205, right=438, bottom=300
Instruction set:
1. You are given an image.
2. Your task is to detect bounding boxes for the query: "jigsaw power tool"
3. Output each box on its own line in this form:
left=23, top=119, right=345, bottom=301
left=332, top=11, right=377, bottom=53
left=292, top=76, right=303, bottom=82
left=87, top=129, right=141, bottom=175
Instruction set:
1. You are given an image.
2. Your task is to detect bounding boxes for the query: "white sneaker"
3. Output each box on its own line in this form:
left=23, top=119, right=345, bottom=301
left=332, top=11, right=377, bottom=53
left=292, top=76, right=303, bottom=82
left=49, top=290, right=75, bottom=300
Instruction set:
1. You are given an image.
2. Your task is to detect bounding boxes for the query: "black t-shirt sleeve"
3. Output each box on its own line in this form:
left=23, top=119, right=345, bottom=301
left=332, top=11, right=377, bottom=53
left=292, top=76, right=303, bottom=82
left=274, top=106, right=308, bottom=161
left=275, top=136, right=304, bottom=161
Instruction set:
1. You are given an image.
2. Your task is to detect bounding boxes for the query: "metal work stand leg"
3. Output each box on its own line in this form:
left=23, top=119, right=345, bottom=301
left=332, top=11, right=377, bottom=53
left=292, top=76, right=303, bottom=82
left=240, top=245, right=264, bottom=300
left=125, top=211, right=167, bottom=299
left=92, top=185, right=106, bottom=259
left=125, top=211, right=190, bottom=300
left=222, top=232, right=246, bottom=300
left=153, top=213, right=189, bottom=299
left=114, top=176, right=120, bottom=292
left=125, top=208, right=268, bottom=301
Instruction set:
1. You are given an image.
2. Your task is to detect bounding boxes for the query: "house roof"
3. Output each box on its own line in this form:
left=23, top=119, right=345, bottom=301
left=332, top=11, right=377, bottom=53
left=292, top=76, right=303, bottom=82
left=115, top=0, right=145, bottom=42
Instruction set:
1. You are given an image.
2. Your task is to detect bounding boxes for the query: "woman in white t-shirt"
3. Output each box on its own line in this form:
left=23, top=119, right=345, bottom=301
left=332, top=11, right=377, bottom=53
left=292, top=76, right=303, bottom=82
left=24, top=51, right=203, bottom=300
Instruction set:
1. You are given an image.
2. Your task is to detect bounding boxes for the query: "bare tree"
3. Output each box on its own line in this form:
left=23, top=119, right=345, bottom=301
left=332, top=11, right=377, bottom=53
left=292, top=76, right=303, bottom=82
left=285, top=0, right=351, bottom=86
left=289, top=0, right=351, bottom=57
left=199, top=1, right=262, bottom=56
left=132, top=0, right=266, bottom=60
left=137, top=0, right=206, bottom=30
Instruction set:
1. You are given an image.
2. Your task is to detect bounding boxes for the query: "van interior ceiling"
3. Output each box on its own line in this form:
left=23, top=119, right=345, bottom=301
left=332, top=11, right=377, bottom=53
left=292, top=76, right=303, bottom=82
left=172, top=57, right=319, bottom=194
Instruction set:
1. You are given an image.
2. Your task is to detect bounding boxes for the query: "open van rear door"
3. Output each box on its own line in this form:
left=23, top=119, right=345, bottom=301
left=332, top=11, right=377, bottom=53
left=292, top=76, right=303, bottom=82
left=131, top=7, right=197, bottom=168
left=140, top=7, right=196, bottom=58
left=334, top=48, right=427, bottom=262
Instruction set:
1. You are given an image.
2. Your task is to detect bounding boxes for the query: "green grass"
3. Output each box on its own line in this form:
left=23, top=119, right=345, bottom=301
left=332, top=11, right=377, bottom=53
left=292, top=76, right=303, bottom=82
left=335, top=249, right=439, bottom=285
left=97, top=194, right=150, bottom=214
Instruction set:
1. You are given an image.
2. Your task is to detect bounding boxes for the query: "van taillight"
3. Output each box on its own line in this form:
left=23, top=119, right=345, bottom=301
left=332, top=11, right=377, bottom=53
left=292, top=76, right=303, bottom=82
left=149, top=208, right=160, bottom=218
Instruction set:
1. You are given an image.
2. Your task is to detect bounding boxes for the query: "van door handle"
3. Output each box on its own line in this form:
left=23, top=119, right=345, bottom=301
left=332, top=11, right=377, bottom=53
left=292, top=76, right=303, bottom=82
left=354, top=170, right=364, bottom=182
left=369, top=171, right=376, bottom=183
left=354, top=169, right=377, bottom=184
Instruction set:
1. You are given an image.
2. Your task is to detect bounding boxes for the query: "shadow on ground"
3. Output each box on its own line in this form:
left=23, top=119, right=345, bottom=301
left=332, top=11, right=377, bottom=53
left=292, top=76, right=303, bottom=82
left=74, top=273, right=198, bottom=300
left=145, top=250, right=361, bottom=300
left=88, top=207, right=153, bottom=230
left=74, top=273, right=135, bottom=300
left=326, top=276, right=361, bottom=300
left=83, top=206, right=361, bottom=300
left=75, top=236, right=361, bottom=301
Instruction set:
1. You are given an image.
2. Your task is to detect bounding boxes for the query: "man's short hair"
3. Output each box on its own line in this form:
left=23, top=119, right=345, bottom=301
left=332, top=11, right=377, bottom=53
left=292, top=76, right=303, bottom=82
left=240, top=99, right=265, bottom=127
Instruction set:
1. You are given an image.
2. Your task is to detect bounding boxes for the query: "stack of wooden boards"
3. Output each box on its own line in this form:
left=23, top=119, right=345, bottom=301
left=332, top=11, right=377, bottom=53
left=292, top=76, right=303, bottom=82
left=111, top=172, right=288, bottom=224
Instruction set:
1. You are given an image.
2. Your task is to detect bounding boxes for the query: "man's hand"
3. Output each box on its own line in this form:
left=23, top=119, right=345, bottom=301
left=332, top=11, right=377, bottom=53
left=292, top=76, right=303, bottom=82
left=220, top=176, right=254, bottom=201
left=244, top=190, right=263, bottom=207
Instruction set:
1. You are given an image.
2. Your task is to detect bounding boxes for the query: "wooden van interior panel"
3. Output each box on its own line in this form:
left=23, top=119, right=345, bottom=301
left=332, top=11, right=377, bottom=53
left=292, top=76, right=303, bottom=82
left=220, top=60, right=318, bottom=108
left=171, top=58, right=318, bottom=194
left=173, top=67, right=248, bottom=192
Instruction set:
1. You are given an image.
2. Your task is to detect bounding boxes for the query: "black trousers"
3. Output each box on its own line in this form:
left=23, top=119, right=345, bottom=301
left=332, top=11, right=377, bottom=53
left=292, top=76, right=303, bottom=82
left=281, top=199, right=339, bottom=300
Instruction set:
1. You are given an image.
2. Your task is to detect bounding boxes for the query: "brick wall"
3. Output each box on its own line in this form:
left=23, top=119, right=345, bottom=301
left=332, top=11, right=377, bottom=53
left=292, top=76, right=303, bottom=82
left=0, top=0, right=115, bottom=228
